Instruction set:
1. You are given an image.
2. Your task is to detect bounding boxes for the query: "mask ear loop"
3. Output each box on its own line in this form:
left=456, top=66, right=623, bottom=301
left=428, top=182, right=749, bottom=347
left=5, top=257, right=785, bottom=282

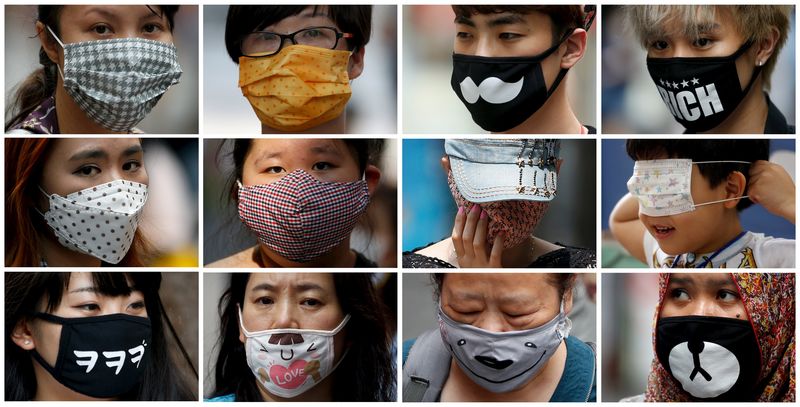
left=45, top=25, right=66, bottom=81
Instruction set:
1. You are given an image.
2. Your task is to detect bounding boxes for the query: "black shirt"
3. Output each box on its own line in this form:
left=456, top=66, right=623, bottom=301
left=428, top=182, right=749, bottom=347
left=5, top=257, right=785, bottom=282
left=402, top=242, right=596, bottom=268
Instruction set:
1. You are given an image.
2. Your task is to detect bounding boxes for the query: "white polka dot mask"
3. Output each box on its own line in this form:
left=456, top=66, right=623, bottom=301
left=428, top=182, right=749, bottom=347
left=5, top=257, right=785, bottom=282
left=238, top=44, right=352, bottom=132
left=40, top=180, right=148, bottom=264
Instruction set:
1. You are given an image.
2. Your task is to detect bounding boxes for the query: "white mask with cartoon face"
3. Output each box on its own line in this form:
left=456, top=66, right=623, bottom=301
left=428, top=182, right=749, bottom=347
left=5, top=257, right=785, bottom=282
left=238, top=307, right=350, bottom=398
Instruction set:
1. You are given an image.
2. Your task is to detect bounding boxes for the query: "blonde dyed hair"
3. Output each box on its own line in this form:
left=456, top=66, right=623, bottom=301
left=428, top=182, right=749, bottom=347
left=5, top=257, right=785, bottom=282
left=626, top=5, right=791, bottom=88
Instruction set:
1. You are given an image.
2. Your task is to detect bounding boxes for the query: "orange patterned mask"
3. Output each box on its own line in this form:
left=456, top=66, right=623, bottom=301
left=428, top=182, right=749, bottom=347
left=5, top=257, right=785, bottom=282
left=238, top=45, right=352, bottom=132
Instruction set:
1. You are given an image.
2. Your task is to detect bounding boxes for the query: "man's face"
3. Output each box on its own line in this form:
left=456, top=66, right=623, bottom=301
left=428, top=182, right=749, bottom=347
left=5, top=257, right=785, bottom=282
left=453, top=11, right=556, bottom=58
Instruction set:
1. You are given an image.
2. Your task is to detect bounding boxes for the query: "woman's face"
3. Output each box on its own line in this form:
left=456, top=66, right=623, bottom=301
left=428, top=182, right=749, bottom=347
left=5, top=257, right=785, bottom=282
left=54, top=5, right=174, bottom=44
left=241, top=139, right=361, bottom=187
left=660, top=273, right=747, bottom=319
left=29, top=272, right=148, bottom=375
left=440, top=273, right=566, bottom=332
left=257, top=6, right=350, bottom=52
left=39, top=138, right=148, bottom=204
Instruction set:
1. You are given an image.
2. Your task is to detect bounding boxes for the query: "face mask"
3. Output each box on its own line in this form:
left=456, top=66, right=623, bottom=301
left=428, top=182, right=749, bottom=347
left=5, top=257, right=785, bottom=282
left=239, top=45, right=352, bottom=132
left=646, top=42, right=761, bottom=133
left=47, top=26, right=182, bottom=133
left=30, top=313, right=152, bottom=399
left=437, top=302, right=570, bottom=393
left=39, top=180, right=148, bottom=264
left=237, top=169, right=369, bottom=263
left=448, top=172, right=549, bottom=249
left=238, top=307, right=349, bottom=398
left=656, top=315, right=760, bottom=400
left=451, top=31, right=572, bottom=132
left=627, top=159, right=749, bottom=216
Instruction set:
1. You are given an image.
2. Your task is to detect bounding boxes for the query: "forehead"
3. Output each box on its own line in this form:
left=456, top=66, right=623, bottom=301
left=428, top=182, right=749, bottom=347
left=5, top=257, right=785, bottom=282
left=457, top=10, right=552, bottom=29
left=48, top=138, right=142, bottom=156
left=264, top=5, right=336, bottom=28
left=247, top=139, right=348, bottom=159
left=442, top=273, right=556, bottom=299
left=245, top=273, right=336, bottom=291
left=668, top=273, right=735, bottom=287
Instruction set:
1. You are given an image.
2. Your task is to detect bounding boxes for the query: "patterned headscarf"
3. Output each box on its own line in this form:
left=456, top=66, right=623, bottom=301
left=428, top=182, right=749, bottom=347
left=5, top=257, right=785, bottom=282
left=645, top=273, right=795, bottom=402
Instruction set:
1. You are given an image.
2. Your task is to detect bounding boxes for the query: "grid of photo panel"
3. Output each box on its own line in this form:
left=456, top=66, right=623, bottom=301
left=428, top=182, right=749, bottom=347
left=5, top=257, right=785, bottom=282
left=1, top=3, right=796, bottom=405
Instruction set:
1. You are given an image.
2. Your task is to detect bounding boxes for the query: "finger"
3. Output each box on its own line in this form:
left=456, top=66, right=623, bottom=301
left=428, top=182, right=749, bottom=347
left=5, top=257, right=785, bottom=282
left=472, top=207, right=490, bottom=260
left=461, top=205, right=481, bottom=258
left=451, top=206, right=466, bottom=258
left=489, top=232, right=504, bottom=267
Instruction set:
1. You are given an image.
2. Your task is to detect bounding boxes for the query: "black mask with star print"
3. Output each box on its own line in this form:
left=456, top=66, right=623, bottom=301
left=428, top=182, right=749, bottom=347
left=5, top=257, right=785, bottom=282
left=646, top=41, right=762, bottom=133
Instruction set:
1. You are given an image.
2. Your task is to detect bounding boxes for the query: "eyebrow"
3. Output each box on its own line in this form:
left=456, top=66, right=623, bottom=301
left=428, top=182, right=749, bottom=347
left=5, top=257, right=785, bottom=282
left=83, top=7, right=120, bottom=21
left=68, top=144, right=142, bottom=162
left=250, top=282, right=325, bottom=292
left=454, top=15, right=475, bottom=27
left=669, top=275, right=735, bottom=289
left=487, top=14, right=526, bottom=28
left=69, top=286, right=99, bottom=294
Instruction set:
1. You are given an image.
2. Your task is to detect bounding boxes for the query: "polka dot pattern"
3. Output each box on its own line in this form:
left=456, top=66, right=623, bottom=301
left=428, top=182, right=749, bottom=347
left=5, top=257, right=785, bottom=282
left=43, top=180, right=149, bottom=264
left=238, top=45, right=352, bottom=131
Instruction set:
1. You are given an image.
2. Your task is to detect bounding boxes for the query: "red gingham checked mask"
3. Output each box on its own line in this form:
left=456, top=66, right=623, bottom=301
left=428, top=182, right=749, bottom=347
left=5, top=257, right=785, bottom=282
left=237, top=169, right=370, bottom=263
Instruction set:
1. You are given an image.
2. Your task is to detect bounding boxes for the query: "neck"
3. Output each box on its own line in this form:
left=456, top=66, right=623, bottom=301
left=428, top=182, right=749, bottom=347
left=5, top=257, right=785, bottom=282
left=442, top=340, right=567, bottom=402
left=695, top=213, right=744, bottom=255
left=54, top=81, right=123, bottom=134
left=261, top=114, right=346, bottom=134
left=256, top=239, right=357, bottom=268
left=500, top=79, right=582, bottom=134
left=32, top=359, right=112, bottom=401
left=39, top=233, right=102, bottom=267
left=702, top=79, right=767, bottom=134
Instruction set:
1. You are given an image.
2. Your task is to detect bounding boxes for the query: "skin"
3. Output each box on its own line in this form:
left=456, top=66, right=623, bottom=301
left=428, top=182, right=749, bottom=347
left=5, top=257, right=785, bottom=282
left=254, top=6, right=366, bottom=134
left=206, top=139, right=380, bottom=268
left=37, top=6, right=175, bottom=134
left=37, top=138, right=148, bottom=267
left=415, top=155, right=563, bottom=267
left=454, top=10, right=588, bottom=134
left=238, top=273, right=347, bottom=402
left=659, top=273, right=746, bottom=319
left=11, top=273, right=147, bottom=401
left=438, top=274, right=573, bottom=402
left=644, top=7, right=780, bottom=134
left=610, top=157, right=794, bottom=263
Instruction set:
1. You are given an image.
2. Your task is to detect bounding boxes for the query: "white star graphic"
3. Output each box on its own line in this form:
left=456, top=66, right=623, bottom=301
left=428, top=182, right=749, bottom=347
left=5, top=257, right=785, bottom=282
left=691, top=77, right=700, bottom=85
left=660, top=78, right=665, bottom=86
left=681, top=80, right=689, bottom=88
left=665, top=81, right=671, bottom=89
left=672, top=82, right=679, bottom=88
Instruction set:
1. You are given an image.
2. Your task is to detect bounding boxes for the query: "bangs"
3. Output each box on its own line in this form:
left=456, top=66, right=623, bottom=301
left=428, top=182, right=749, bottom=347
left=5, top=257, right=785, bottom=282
left=628, top=5, right=721, bottom=47
left=44, top=272, right=160, bottom=312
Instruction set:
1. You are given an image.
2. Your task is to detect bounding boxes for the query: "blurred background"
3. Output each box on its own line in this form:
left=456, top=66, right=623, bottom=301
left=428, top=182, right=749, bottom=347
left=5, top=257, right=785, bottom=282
left=402, top=139, right=595, bottom=254
left=601, top=272, right=659, bottom=401
left=203, top=138, right=397, bottom=267
left=158, top=272, right=199, bottom=397
left=601, top=139, right=796, bottom=267
left=601, top=5, right=795, bottom=133
left=202, top=5, right=397, bottom=134
left=4, top=5, right=199, bottom=134
left=402, top=5, right=596, bottom=133
left=403, top=272, right=597, bottom=344
left=202, top=272, right=396, bottom=397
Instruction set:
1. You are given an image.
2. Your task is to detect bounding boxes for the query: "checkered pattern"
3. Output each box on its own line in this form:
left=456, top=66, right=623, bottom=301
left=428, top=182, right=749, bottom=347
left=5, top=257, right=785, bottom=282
left=237, top=170, right=370, bottom=263
left=43, top=180, right=148, bottom=264
left=62, top=38, right=182, bottom=132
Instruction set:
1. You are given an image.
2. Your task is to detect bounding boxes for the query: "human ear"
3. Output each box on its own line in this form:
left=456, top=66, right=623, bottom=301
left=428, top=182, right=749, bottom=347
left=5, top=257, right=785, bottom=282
left=11, top=319, right=36, bottom=351
left=754, top=26, right=780, bottom=67
left=36, top=21, right=60, bottom=66
left=723, top=171, right=747, bottom=209
left=365, top=164, right=381, bottom=195
left=440, top=156, right=451, bottom=174
left=562, top=286, right=574, bottom=315
left=560, top=28, right=587, bottom=69
left=347, top=46, right=366, bottom=79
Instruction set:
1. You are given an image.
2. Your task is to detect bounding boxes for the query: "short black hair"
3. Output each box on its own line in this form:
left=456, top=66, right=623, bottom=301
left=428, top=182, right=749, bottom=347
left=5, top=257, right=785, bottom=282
left=625, top=139, right=770, bottom=211
left=224, top=5, right=372, bottom=63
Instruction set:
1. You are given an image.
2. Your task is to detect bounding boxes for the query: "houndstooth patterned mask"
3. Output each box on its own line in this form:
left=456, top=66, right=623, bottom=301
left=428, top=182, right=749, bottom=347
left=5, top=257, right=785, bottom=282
left=48, top=26, right=182, bottom=132
left=237, top=170, right=370, bottom=263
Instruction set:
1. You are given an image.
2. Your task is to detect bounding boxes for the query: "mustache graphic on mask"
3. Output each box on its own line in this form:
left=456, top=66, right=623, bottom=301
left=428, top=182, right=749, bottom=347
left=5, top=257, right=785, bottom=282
left=459, top=76, right=524, bottom=104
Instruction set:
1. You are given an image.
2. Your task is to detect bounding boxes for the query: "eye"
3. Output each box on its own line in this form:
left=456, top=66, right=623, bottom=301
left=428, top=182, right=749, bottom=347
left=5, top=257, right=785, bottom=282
left=311, top=162, right=333, bottom=171
left=670, top=288, right=690, bottom=301
left=91, top=24, right=112, bottom=35
left=693, top=37, right=713, bottom=48
left=257, top=297, right=274, bottom=306
left=122, top=161, right=142, bottom=172
left=651, top=40, right=669, bottom=51
left=302, top=28, right=324, bottom=38
left=75, top=165, right=101, bottom=177
left=264, top=166, right=285, bottom=174
left=717, top=290, right=740, bottom=302
left=499, top=32, right=522, bottom=40
left=524, top=342, right=537, bottom=348
left=300, top=298, right=321, bottom=307
left=76, top=303, right=100, bottom=311
left=142, top=23, right=164, bottom=34
left=455, top=31, right=473, bottom=40
left=457, top=339, right=466, bottom=346
left=129, top=300, right=146, bottom=311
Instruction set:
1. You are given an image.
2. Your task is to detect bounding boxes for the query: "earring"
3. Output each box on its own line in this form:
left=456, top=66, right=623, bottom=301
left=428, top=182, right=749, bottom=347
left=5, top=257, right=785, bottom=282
left=24, top=340, right=31, bottom=345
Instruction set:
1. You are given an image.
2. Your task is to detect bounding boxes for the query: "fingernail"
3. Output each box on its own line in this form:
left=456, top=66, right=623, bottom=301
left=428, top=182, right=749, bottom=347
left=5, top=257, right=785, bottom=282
left=470, top=205, right=480, bottom=213
left=457, top=206, right=464, bottom=214
left=480, top=209, right=487, bottom=219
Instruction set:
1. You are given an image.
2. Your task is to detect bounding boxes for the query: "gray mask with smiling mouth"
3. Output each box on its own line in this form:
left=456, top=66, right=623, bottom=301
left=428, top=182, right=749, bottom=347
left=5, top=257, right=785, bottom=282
left=437, top=302, right=571, bottom=393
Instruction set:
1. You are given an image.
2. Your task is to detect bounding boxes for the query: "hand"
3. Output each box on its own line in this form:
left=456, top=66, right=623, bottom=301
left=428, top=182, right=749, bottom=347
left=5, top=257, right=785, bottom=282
left=748, top=160, right=795, bottom=224
left=451, top=205, right=504, bottom=267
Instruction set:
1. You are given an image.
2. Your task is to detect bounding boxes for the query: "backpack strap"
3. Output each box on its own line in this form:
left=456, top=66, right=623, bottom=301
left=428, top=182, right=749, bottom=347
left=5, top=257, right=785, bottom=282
left=402, top=329, right=452, bottom=402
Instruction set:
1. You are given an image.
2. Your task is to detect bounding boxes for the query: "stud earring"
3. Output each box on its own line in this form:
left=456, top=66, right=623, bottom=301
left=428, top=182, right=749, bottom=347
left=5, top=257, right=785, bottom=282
left=24, top=340, right=31, bottom=345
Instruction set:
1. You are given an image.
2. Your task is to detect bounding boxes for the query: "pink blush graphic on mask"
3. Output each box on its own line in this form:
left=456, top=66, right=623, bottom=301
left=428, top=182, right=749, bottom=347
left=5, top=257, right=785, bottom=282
left=269, top=360, right=309, bottom=389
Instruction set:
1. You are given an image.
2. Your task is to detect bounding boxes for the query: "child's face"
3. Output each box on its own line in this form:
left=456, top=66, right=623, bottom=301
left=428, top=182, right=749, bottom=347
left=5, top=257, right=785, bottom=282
left=242, top=139, right=361, bottom=187
left=638, top=163, right=733, bottom=255
left=645, top=7, right=756, bottom=90
left=660, top=273, right=746, bottom=319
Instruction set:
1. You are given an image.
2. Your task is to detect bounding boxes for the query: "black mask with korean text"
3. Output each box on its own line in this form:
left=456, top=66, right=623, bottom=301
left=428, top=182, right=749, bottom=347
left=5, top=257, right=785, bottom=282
left=30, top=313, right=152, bottom=398
left=451, top=32, right=572, bottom=132
left=646, top=41, right=761, bottom=133
left=656, top=315, right=760, bottom=401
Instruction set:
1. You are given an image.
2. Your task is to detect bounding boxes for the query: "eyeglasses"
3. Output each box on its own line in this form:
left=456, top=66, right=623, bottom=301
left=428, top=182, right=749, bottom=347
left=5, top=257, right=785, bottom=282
left=240, top=26, right=353, bottom=57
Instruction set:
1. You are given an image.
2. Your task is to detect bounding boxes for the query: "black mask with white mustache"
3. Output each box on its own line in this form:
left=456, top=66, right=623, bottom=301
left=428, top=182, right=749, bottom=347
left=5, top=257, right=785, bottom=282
left=451, top=31, right=572, bottom=132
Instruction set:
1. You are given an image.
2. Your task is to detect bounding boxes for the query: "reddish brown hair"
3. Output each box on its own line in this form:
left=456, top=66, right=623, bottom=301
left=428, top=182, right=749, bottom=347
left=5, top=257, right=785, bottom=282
left=5, top=138, right=150, bottom=266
